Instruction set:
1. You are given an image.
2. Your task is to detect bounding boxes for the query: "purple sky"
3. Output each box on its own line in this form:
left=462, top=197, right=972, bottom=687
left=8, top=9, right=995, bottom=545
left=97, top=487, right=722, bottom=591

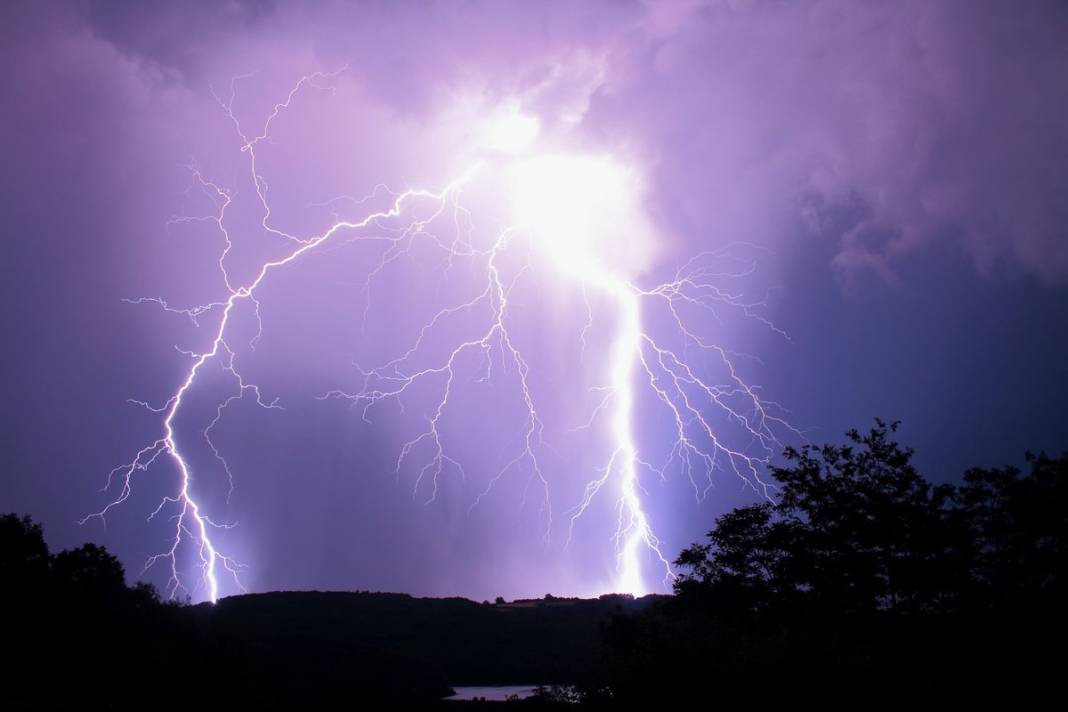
left=2, top=0, right=1066, bottom=602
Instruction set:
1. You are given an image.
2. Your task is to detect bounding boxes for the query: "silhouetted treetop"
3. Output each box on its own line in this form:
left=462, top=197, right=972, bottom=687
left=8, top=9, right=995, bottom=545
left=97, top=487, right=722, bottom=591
left=53, top=544, right=127, bottom=594
left=674, top=420, right=1066, bottom=616
left=958, top=451, right=1068, bottom=603
left=0, top=514, right=50, bottom=591
left=606, top=421, right=1067, bottom=703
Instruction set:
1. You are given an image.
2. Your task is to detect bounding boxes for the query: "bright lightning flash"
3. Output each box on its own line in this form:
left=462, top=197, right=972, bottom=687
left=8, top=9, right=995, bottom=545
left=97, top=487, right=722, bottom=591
left=87, top=75, right=792, bottom=603
left=509, top=154, right=666, bottom=591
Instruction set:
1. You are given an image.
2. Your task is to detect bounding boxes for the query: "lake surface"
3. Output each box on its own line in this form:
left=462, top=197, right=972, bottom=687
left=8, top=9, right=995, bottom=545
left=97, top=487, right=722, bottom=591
left=445, top=685, right=541, bottom=701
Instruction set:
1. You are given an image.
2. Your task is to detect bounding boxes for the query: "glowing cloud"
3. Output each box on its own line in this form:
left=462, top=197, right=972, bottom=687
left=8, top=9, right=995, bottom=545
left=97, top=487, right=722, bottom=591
left=511, top=154, right=655, bottom=278
left=484, top=108, right=541, bottom=155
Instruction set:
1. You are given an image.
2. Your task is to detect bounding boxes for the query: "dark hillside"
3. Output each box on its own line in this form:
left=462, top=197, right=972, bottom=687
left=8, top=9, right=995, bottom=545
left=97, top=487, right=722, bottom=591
left=192, top=591, right=661, bottom=692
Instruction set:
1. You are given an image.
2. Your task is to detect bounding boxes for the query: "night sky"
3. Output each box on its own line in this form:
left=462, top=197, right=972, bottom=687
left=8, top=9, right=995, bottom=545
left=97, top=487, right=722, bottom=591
left=1, top=0, right=1066, bottom=603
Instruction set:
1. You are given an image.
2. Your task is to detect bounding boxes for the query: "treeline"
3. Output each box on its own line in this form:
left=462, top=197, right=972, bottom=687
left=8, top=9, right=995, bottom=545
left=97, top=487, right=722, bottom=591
left=0, top=513, right=643, bottom=707
left=1, top=514, right=459, bottom=705
left=2, top=420, right=1065, bottom=706
left=590, top=421, right=1067, bottom=703
left=3, top=518, right=196, bottom=705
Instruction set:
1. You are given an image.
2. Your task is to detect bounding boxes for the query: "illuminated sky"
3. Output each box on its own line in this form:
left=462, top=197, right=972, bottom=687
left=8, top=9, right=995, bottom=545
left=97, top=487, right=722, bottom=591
left=1, top=0, right=1066, bottom=602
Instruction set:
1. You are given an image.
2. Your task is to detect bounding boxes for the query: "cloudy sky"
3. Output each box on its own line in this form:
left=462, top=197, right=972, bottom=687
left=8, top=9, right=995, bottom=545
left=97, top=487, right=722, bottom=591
left=1, top=0, right=1066, bottom=602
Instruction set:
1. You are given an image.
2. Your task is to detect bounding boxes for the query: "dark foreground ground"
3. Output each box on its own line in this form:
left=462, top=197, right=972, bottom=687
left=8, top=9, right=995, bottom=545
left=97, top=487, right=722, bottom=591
left=6, top=569, right=650, bottom=707
left=187, top=590, right=657, bottom=704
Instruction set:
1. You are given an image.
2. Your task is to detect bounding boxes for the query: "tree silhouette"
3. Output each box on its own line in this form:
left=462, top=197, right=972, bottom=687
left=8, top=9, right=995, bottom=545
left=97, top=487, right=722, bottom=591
left=675, top=420, right=971, bottom=614
left=958, top=451, right=1068, bottom=606
left=0, top=514, right=50, bottom=598
left=599, top=421, right=1067, bottom=703
left=53, top=544, right=127, bottom=595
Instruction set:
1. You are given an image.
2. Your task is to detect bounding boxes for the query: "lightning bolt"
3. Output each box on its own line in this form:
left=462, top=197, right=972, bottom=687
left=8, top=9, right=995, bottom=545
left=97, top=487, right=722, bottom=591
left=86, top=72, right=793, bottom=602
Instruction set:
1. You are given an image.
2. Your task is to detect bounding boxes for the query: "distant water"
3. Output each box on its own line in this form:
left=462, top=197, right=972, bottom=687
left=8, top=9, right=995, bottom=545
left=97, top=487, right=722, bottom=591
left=445, top=685, right=541, bottom=702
